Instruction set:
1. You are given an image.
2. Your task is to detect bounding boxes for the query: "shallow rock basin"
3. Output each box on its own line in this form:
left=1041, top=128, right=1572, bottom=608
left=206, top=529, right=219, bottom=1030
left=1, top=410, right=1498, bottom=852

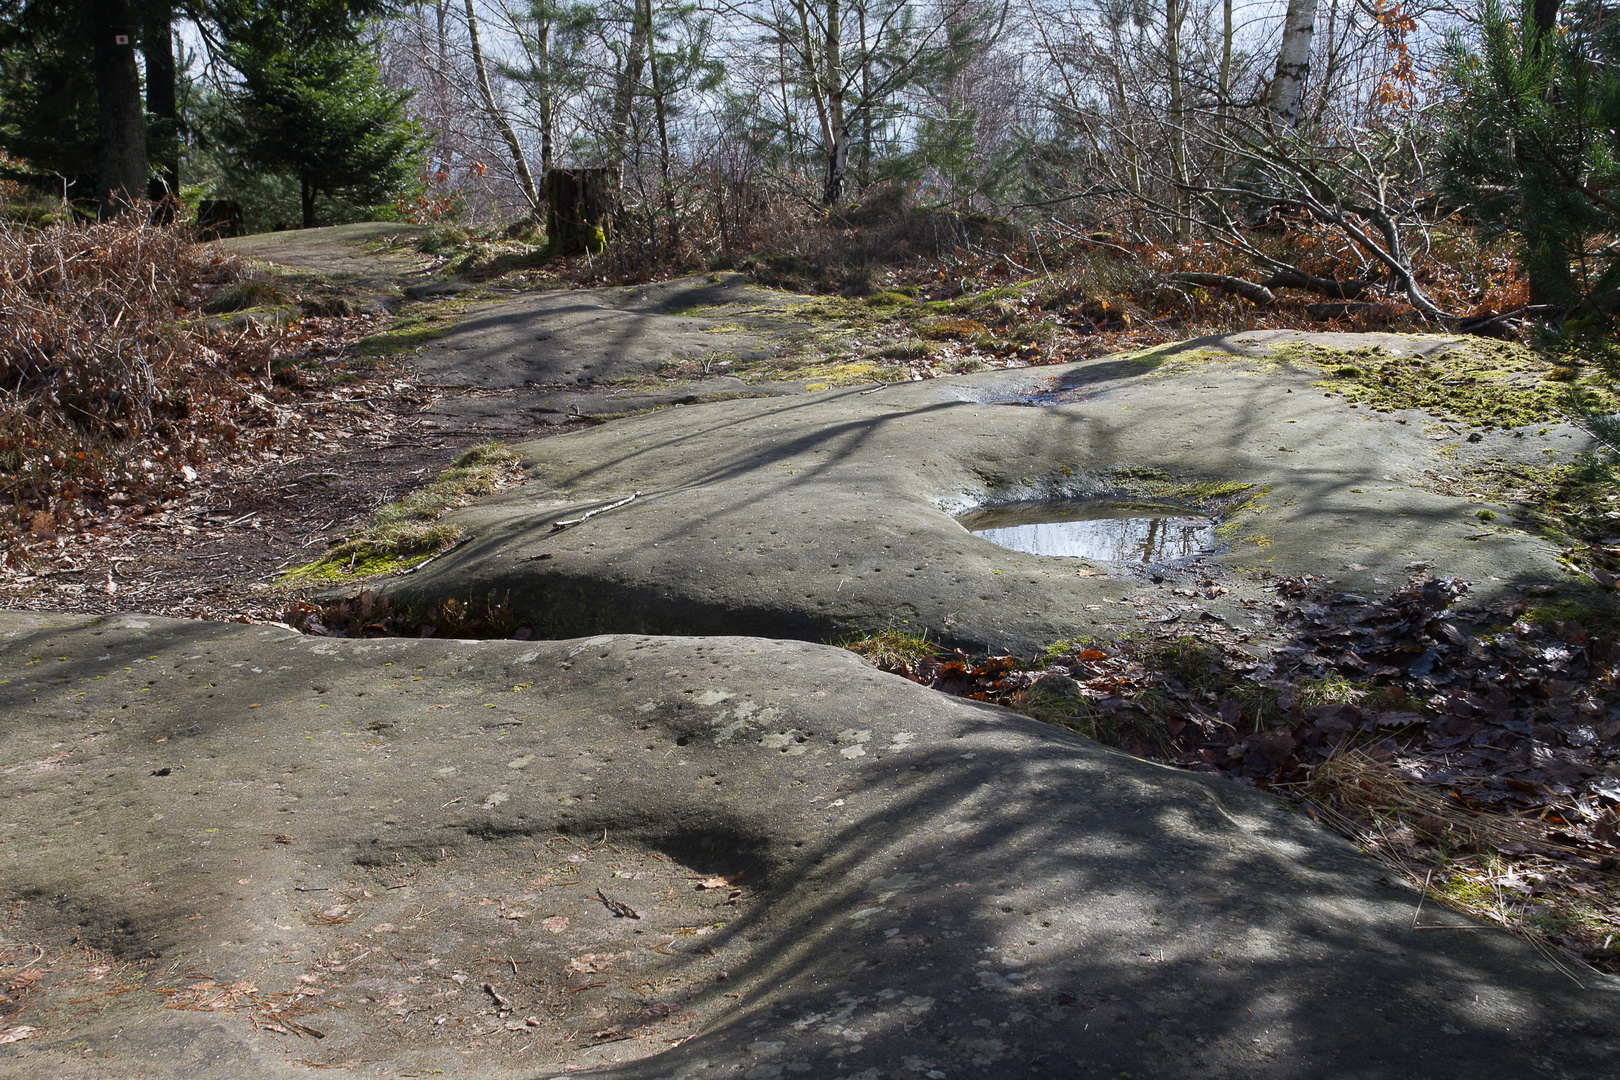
left=960, top=498, right=1217, bottom=562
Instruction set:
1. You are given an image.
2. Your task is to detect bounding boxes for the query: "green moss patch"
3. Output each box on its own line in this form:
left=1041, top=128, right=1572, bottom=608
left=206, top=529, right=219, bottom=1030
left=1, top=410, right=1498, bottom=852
left=1304, top=340, right=1614, bottom=429
left=1425, top=452, right=1620, bottom=591
left=872, top=338, right=935, bottom=362
left=801, top=359, right=898, bottom=391
left=202, top=279, right=293, bottom=314
left=278, top=442, right=523, bottom=585
left=1109, top=466, right=1260, bottom=511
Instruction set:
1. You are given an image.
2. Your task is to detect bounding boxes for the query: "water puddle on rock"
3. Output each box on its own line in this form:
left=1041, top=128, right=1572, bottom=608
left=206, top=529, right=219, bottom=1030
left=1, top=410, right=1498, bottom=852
left=960, top=500, right=1217, bottom=563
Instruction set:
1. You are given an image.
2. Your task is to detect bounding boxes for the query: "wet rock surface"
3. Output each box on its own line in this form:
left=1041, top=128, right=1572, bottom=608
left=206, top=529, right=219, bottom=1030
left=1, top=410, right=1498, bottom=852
left=383, top=351, right=1588, bottom=655
left=2, top=611, right=1615, bottom=1078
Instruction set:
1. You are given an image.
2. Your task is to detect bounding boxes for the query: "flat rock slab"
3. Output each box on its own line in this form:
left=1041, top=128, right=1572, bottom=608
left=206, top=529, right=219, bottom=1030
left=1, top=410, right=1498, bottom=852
left=513, top=376, right=806, bottom=420
left=1155, top=329, right=1467, bottom=360
left=386, top=342, right=1588, bottom=654
left=215, top=223, right=434, bottom=283
left=415, top=380, right=809, bottom=438
left=407, top=273, right=808, bottom=387
left=2, top=611, right=1613, bottom=1078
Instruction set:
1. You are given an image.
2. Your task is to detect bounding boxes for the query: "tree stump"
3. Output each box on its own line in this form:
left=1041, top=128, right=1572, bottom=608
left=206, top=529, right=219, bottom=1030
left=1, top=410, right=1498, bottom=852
left=195, top=200, right=245, bottom=238
left=543, top=169, right=609, bottom=256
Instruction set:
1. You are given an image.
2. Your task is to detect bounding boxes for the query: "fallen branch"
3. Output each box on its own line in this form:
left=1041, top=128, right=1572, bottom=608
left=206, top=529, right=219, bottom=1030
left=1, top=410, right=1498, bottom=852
left=1166, top=272, right=1275, bottom=306
left=550, top=492, right=641, bottom=532
left=1262, top=269, right=1377, bottom=299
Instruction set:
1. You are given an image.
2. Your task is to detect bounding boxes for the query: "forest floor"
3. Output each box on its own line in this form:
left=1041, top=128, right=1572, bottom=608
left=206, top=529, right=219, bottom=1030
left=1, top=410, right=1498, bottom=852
left=2, top=223, right=1617, bottom=978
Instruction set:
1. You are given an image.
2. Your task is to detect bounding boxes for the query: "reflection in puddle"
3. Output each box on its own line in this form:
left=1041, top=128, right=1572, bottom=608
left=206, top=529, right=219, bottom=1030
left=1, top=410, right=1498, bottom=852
left=961, top=500, right=1216, bottom=562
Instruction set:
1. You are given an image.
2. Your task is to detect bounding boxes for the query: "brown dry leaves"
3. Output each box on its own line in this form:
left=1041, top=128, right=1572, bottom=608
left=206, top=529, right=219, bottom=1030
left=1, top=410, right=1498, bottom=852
left=873, top=573, right=1620, bottom=970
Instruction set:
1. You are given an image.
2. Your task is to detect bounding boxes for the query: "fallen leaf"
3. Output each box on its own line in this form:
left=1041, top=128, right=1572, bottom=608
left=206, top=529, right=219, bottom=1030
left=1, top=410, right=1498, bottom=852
left=567, top=953, right=617, bottom=974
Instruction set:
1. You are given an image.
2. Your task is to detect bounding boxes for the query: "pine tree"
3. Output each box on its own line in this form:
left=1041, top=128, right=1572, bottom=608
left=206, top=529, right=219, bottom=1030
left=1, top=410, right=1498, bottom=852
left=1444, top=0, right=1620, bottom=452
left=1443, top=0, right=1620, bottom=315
left=215, top=13, right=425, bottom=227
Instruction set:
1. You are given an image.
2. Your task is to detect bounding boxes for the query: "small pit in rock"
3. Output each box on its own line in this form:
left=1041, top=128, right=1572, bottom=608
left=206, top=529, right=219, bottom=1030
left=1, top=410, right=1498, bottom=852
left=959, top=499, right=1217, bottom=562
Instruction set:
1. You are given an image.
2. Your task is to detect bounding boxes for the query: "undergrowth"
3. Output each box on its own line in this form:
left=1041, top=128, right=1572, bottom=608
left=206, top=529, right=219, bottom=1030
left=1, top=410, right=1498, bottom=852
left=835, top=627, right=940, bottom=671
left=0, top=213, right=297, bottom=558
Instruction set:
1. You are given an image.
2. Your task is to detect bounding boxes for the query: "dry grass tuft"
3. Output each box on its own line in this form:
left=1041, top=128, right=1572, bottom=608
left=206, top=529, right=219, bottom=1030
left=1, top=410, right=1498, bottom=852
left=1305, top=748, right=1620, bottom=970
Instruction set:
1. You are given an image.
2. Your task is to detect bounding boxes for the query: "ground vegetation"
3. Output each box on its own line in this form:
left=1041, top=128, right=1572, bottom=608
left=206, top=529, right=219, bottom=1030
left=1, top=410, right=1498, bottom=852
left=1, top=0, right=1619, bottom=996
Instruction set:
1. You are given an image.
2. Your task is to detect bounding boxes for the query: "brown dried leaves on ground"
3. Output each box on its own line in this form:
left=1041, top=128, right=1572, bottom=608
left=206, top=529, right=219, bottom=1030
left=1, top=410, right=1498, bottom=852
left=861, top=574, right=1620, bottom=972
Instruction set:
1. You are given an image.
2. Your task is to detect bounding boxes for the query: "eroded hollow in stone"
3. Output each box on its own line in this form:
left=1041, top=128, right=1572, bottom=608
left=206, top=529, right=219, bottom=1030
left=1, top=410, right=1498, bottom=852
left=959, top=499, right=1217, bottom=563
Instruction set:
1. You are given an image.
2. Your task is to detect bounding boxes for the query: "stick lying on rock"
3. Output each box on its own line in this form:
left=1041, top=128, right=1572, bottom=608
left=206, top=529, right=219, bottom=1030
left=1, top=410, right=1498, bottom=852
left=550, top=491, right=640, bottom=532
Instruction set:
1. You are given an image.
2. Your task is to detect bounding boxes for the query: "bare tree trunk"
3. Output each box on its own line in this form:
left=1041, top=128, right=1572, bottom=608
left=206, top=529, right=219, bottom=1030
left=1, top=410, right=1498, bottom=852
left=1111, top=65, right=1140, bottom=197
left=1532, top=0, right=1561, bottom=40
left=536, top=20, right=555, bottom=174
left=642, top=0, right=677, bottom=252
left=1267, top=0, right=1318, bottom=129
left=858, top=3, right=872, bottom=190
left=822, top=0, right=848, bottom=205
left=778, top=37, right=797, bottom=158
left=142, top=2, right=179, bottom=207
left=609, top=5, right=649, bottom=189
left=1218, top=0, right=1233, bottom=108
left=92, top=0, right=146, bottom=217
left=464, top=0, right=542, bottom=214
left=1165, top=0, right=1190, bottom=239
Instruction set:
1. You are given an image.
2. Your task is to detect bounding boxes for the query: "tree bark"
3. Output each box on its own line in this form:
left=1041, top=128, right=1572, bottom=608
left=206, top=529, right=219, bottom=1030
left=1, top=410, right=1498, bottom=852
left=609, top=5, right=649, bottom=189
left=1218, top=0, right=1233, bottom=109
left=91, top=0, right=147, bottom=217
left=536, top=19, right=555, bottom=174
left=1267, top=0, right=1318, bottom=129
left=858, top=2, right=871, bottom=190
left=464, top=0, right=541, bottom=214
left=1168, top=272, right=1275, bottom=305
left=642, top=0, right=677, bottom=252
left=821, top=0, right=848, bottom=205
left=543, top=168, right=609, bottom=254
left=1532, top=0, right=1561, bottom=40
left=1261, top=269, right=1374, bottom=298
left=142, top=0, right=179, bottom=207
left=301, top=172, right=316, bottom=229
left=1165, top=0, right=1190, bottom=238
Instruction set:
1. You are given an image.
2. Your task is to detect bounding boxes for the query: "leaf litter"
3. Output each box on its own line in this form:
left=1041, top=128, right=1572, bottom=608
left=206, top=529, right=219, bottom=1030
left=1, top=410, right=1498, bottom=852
left=852, top=572, right=1620, bottom=972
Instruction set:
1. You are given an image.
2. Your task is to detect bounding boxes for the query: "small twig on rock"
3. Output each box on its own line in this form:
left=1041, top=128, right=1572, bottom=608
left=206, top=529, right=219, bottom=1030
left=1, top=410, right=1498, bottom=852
left=550, top=492, right=640, bottom=532
left=594, top=888, right=640, bottom=919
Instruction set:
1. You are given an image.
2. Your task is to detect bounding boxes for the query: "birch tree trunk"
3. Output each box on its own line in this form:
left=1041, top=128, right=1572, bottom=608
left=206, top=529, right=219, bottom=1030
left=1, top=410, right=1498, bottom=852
left=536, top=20, right=555, bottom=174
left=822, top=0, right=849, bottom=205
left=1267, top=0, right=1318, bottom=129
left=464, top=0, right=542, bottom=213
